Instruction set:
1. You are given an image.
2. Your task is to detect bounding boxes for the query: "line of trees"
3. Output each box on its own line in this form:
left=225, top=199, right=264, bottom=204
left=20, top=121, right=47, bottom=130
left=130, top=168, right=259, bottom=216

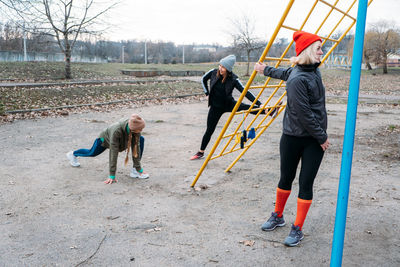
left=0, top=22, right=57, bottom=53
left=0, top=23, right=229, bottom=64
left=1, top=18, right=399, bottom=71
left=0, top=0, right=119, bottom=78
left=0, top=20, right=277, bottom=66
left=1, top=1, right=399, bottom=78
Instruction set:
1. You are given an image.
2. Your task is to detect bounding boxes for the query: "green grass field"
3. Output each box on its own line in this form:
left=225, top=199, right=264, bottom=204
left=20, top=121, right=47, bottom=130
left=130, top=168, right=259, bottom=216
left=0, top=62, right=218, bottom=81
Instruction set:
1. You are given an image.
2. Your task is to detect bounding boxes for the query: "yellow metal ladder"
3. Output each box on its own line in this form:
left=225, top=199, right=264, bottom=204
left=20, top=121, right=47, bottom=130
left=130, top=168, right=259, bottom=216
left=192, top=0, right=374, bottom=187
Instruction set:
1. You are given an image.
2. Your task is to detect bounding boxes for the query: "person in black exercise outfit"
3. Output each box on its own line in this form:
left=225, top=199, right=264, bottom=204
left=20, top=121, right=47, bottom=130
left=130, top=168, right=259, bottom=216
left=254, top=31, right=330, bottom=247
left=190, top=54, right=274, bottom=160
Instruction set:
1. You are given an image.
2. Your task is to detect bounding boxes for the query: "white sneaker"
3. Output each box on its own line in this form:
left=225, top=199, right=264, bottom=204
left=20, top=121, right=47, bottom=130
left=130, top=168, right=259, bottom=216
left=66, top=151, right=80, bottom=167
left=130, top=168, right=149, bottom=179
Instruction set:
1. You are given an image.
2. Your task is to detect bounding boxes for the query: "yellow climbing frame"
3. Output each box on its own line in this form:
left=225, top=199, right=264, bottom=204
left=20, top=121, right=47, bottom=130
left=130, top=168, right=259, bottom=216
left=191, top=0, right=374, bottom=187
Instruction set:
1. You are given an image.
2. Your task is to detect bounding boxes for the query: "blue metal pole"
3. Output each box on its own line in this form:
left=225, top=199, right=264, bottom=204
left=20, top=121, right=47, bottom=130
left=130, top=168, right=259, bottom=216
left=330, top=1, right=368, bottom=266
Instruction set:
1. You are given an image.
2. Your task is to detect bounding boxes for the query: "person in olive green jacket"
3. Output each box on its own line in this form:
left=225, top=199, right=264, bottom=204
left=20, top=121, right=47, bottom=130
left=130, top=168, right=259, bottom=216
left=67, top=114, right=149, bottom=184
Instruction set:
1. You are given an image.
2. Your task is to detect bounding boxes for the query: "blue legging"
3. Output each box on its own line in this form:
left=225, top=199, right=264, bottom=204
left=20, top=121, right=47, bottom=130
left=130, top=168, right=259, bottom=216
left=73, top=136, right=145, bottom=158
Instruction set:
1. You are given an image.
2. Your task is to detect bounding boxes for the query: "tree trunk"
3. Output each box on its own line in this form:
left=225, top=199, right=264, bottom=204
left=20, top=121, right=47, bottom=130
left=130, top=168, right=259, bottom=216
left=382, top=54, right=388, bottom=74
left=64, top=35, right=72, bottom=79
left=246, top=50, right=250, bottom=76
left=363, top=50, right=372, bottom=70
left=364, top=54, right=372, bottom=70
left=65, top=50, right=72, bottom=79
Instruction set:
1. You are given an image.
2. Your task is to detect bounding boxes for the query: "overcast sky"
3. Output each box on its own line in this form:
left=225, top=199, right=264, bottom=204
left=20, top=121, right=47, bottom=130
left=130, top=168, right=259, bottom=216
left=106, top=0, right=399, bottom=45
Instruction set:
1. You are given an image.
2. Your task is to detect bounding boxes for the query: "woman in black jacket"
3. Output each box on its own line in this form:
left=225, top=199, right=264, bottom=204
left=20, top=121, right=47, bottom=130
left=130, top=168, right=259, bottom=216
left=190, top=55, right=268, bottom=160
left=254, top=31, right=330, bottom=247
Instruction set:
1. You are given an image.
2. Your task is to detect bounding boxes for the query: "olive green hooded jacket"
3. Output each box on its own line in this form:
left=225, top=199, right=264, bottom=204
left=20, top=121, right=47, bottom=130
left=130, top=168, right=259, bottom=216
left=99, top=119, right=141, bottom=176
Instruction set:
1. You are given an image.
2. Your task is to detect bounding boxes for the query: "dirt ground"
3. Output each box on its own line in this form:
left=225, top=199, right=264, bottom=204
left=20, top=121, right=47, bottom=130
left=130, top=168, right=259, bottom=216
left=0, top=98, right=399, bottom=266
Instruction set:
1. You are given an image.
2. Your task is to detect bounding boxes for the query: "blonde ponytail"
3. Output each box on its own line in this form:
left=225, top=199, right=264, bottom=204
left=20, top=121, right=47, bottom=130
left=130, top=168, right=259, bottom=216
left=132, top=135, right=139, bottom=158
left=125, top=132, right=132, bottom=166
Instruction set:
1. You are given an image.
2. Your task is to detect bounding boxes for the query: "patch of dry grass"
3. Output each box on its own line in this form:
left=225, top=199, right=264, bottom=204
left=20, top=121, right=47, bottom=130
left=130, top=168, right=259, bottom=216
left=1, top=81, right=201, bottom=111
left=1, top=62, right=399, bottom=123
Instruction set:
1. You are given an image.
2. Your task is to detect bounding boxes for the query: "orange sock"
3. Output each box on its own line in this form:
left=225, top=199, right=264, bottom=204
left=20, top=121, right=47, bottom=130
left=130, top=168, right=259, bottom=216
left=294, top=198, right=312, bottom=230
left=274, top=188, right=291, bottom=217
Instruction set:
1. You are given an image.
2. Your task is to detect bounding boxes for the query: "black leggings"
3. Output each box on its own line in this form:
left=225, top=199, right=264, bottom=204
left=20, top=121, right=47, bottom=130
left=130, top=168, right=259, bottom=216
left=200, top=103, right=259, bottom=151
left=278, top=134, right=325, bottom=200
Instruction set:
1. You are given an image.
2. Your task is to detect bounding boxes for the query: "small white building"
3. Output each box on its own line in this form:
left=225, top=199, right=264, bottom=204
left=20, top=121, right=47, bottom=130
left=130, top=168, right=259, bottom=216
left=193, top=45, right=217, bottom=53
left=387, top=53, right=400, bottom=67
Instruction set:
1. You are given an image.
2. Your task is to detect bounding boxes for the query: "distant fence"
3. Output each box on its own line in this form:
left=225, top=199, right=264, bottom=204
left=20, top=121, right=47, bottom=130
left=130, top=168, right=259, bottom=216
left=0, top=51, right=107, bottom=63
left=121, top=69, right=205, bottom=77
left=324, top=55, right=351, bottom=69
left=325, top=54, right=400, bottom=69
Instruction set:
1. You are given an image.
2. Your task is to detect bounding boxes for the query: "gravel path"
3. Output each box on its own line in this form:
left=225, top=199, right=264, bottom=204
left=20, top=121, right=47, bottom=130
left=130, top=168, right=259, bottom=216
left=0, top=100, right=399, bottom=266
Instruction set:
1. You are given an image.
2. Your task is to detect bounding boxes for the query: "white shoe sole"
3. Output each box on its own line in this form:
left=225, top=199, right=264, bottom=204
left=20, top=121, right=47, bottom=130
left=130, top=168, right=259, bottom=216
left=284, top=235, right=304, bottom=247
left=261, top=222, right=286, bottom=231
left=66, top=152, right=80, bottom=167
left=130, top=173, right=149, bottom=179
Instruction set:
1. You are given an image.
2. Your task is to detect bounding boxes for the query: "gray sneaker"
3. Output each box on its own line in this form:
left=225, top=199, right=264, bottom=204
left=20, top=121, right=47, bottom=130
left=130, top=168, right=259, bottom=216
left=261, top=212, right=285, bottom=231
left=284, top=224, right=304, bottom=247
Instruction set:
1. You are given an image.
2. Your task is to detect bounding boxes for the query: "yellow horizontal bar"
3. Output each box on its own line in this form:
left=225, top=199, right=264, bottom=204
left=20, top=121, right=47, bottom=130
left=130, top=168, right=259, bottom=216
left=321, top=0, right=357, bottom=47
left=254, top=107, right=286, bottom=130
left=318, top=0, right=356, bottom=21
left=281, top=25, right=339, bottom=43
left=210, top=153, right=224, bottom=160
left=236, top=107, right=264, bottom=115
left=220, top=102, right=286, bottom=141
left=213, top=139, right=259, bottom=160
left=211, top=145, right=245, bottom=159
left=315, top=0, right=339, bottom=34
left=249, top=84, right=285, bottom=89
left=264, top=57, right=291, bottom=62
left=235, top=106, right=280, bottom=115
left=224, top=103, right=286, bottom=172
left=281, top=24, right=299, bottom=32
left=320, top=36, right=339, bottom=43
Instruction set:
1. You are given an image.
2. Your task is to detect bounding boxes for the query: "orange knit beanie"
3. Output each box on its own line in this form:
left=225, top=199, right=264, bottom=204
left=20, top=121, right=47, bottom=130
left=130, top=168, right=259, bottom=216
left=293, top=31, right=322, bottom=56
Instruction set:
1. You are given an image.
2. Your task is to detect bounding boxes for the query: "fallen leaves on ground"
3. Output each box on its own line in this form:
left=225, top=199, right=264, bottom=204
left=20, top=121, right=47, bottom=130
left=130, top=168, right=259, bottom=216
left=239, top=240, right=255, bottom=247
left=0, top=94, right=206, bottom=124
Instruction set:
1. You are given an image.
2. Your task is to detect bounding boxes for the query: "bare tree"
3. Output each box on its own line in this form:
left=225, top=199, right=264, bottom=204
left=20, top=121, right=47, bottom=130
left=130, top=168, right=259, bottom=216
left=361, top=32, right=374, bottom=70
left=365, top=20, right=400, bottom=74
left=0, top=0, right=119, bottom=79
left=269, top=37, right=290, bottom=58
left=0, top=21, right=23, bottom=50
left=229, top=14, right=264, bottom=76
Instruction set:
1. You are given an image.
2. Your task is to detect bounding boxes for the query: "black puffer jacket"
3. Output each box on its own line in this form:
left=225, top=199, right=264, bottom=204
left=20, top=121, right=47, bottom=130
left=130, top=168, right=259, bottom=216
left=202, top=69, right=261, bottom=108
left=263, top=63, right=327, bottom=144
